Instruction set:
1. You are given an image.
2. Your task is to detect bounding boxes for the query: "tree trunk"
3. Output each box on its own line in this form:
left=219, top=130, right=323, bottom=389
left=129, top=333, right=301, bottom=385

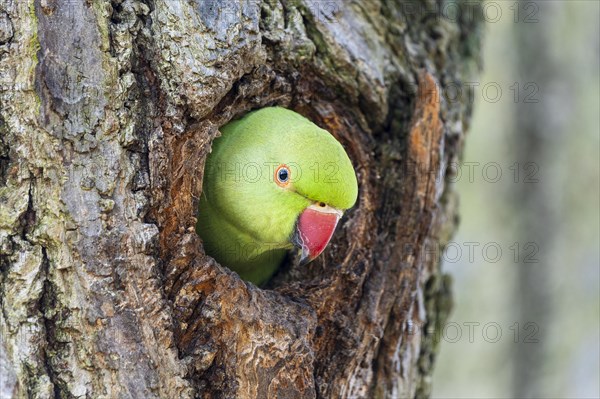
left=511, top=1, right=559, bottom=396
left=0, top=1, right=483, bottom=398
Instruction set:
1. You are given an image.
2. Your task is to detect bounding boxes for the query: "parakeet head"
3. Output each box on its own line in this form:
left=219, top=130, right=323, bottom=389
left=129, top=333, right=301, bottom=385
left=199, top=107, right=358, bottom=278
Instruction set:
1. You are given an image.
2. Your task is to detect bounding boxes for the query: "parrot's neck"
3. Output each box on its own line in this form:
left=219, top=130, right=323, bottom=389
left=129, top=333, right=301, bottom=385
left=197, top=196, right=288, bottom=285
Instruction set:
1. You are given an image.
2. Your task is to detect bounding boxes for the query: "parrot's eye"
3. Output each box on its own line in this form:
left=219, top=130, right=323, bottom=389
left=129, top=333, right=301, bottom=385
left=275, top=164, right=290, bottom=187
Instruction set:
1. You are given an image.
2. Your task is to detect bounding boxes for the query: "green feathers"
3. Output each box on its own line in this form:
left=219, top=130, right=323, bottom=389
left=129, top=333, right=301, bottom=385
left=197, top=107, right=358, bottom=285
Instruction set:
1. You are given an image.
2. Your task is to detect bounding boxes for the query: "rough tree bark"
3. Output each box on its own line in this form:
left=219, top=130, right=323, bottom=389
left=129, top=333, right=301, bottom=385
left=0, top=0, right=482, bottom=398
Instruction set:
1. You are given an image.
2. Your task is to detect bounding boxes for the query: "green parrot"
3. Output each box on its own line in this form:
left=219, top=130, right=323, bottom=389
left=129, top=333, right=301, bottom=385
left=197, top=107, right=358, bottom=285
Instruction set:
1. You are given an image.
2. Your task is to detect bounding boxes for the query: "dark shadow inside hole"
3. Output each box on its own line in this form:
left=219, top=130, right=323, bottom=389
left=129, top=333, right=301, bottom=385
left=260, top=251, right=298, bottom=290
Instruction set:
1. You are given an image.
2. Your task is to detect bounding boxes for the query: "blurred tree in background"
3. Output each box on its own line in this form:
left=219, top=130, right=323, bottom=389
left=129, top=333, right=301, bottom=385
left=433, top=1, right=600, bottom=398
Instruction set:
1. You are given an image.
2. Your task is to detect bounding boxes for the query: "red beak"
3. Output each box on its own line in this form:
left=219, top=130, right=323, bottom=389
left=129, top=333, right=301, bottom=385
left=293, top=204, right=343, bottom=265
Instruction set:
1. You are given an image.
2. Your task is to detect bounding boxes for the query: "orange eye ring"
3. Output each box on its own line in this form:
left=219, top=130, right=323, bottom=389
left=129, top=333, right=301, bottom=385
left=275, top=164, right=291, bottom=187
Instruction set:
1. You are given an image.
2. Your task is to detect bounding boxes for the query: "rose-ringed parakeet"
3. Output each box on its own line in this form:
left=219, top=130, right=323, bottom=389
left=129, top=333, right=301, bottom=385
left=197, top=107, right=358, bottom=285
